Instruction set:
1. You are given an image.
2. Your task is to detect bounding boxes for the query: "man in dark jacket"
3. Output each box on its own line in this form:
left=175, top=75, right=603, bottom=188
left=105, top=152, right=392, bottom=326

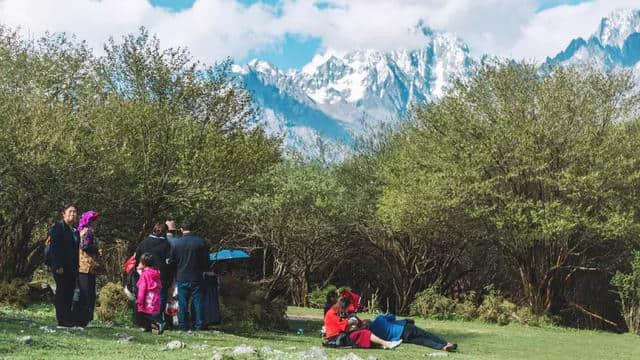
left=169, top=221, right=208, bottom=331
left=135, top=223, right=173, bottom=324
left=49, top=203, right=80, bottom=327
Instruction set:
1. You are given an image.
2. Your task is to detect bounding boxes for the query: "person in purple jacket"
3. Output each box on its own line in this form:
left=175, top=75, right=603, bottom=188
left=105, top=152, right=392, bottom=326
left=368, top=313, right=457, bottom=352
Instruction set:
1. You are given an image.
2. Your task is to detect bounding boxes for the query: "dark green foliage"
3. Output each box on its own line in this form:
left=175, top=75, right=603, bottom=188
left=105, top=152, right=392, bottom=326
left=307, top=285, right=337, bottom=309
left=219, top=275, right=288, bottom=331
left=0, top=280, right=30, bottom=307
left=612, top=252, right=640, bottom=334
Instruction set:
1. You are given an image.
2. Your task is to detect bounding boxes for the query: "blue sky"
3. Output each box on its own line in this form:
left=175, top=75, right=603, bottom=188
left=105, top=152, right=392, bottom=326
left=0, top=0, right=631, bottom=70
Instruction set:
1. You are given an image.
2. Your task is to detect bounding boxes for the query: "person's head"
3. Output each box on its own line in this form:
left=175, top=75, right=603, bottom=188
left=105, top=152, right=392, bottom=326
left=165, top=220, right=178, bottom=235
left=78, top=210, right=99, bottom=231
left=61, top=203, right=78, bottom=225
left=151, top=222, right=168, bottom=237
left=180, top=221, right=193, bottom=234
left=336, top=296, right=352, bottom=317
left=326, top=290, right=338, bottom=305
left=139, top=253, right=154, bottom=269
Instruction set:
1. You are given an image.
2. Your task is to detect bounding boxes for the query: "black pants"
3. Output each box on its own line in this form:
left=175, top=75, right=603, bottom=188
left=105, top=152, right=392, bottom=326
left=76, top=273, right=96, bottom=327
left=136, top=312, right=164, bottom=331
left=53, top=272, right=77, bottom=327
left=402, top=322, right=448, bottom=350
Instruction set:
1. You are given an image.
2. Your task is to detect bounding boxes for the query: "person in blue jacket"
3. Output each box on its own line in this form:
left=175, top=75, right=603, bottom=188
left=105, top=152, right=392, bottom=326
left=368, top=313, right=457, bottom=352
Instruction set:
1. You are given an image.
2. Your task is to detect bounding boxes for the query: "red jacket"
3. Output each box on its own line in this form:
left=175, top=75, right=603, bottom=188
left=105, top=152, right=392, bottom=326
left=324, top=306, right=350, bottom=338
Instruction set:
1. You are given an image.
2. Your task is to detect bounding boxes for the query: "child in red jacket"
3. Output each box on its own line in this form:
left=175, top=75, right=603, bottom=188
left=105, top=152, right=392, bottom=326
left=136, top=253, right=165, bottom=334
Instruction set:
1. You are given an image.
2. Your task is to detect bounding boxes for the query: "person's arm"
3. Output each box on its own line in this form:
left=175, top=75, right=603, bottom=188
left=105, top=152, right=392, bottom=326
left=49, top=224, right=64, bottom=273
left=134, top=241, right=143, bottom=264
left=383, top=313, right=396, bottom=322
left=200, top=241, right=209, bottom=277
left=136, top=272, right=147, bottom=308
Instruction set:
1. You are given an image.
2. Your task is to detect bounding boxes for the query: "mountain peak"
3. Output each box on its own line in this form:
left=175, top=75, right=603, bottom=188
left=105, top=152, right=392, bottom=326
left=594, top=8, right=640, bottom=47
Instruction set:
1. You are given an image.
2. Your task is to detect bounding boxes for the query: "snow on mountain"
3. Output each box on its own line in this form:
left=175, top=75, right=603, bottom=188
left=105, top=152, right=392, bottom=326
left=546, top=9, right=640, bottom=70
left=235, top=26, right=474, bottom=156
left=237, top=9, right=640, bottom=159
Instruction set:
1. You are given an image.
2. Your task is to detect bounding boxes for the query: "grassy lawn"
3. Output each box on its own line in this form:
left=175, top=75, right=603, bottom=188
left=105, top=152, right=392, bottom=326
left=0, top=305, right=638, bottom=359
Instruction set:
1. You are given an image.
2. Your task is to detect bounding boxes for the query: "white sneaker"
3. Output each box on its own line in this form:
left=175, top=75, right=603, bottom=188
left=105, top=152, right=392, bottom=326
left=384, top=339, right=402, bottom=349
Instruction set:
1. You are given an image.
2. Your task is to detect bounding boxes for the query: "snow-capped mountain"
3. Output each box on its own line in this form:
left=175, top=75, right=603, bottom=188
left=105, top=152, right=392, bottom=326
left=236, top=9, right=640, bottom=157
left=546, top=9, right=640, bottom=70
left=234, top=27, right=474, bottom=157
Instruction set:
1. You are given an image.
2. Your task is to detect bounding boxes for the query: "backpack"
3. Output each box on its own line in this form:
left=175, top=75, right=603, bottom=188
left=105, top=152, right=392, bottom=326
left=43, top=223, right=62, bottom=267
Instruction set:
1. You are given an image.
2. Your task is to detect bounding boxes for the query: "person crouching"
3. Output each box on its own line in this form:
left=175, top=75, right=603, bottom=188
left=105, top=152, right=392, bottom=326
left=136, top=253, right=166, bottom=334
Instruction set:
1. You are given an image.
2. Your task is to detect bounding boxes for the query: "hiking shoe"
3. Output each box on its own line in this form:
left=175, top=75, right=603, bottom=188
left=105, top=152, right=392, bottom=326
left=384, top=339, right=403, bottom=349
left=443, top=343, right=457, bottom=352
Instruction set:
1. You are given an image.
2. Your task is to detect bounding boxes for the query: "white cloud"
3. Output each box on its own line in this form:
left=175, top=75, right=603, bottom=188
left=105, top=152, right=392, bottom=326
left=0, top=0, right=637, bottom=67
left=509, top=0, right=640, bottom=61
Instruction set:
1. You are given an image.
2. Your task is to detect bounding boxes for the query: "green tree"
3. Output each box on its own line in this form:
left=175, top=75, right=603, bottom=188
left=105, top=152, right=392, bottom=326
left=389, top=62, right=640, bottom=316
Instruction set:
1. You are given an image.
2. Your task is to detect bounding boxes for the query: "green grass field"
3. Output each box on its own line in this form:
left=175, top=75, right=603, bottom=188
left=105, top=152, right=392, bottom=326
left=0, top=305, right=638, bottom=359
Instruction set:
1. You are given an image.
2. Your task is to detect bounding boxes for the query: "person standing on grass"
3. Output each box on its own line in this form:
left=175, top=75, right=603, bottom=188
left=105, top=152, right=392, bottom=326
left=48, top=203, right=80, bottom=327
left=368, top=313, right=457, bottom=352
left=136, top=253, right=166, bottom=334
left=135, top=223, right=172, bottom=326
left=324, top=296, right=402, bottom=349
left=169, top=221, right=208, bottom=331
left=76, top=210, right=101, bottom=327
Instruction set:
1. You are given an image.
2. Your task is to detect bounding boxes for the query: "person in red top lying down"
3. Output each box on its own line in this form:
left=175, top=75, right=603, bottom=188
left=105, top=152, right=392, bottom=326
left=324, top=295, right=402, bottom=349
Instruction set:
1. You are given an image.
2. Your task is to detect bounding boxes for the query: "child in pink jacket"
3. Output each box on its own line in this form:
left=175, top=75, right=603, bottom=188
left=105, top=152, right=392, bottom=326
left=136, top=253, right=166, bottom=334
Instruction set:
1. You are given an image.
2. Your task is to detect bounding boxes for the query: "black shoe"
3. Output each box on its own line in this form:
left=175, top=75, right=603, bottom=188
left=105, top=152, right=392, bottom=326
left=157, top=322, right=166, bottom=335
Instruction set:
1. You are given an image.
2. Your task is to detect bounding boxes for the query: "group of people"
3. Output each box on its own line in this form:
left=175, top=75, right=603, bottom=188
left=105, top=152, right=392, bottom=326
left=47, top=202, right=458, bottom=351
left=46, top=203, right=219, bottom=333
left=323, top=290, right=458, bottom=352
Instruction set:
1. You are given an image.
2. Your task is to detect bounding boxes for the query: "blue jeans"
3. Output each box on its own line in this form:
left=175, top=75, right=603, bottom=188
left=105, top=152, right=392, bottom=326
left=177, top=281, right=203, bottom=330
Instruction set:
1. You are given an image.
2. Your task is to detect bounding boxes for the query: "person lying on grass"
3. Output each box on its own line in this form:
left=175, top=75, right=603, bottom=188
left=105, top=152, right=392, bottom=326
left=368, top=313, right=457, bottom=352
left=324, top=296, right=402, bottom=349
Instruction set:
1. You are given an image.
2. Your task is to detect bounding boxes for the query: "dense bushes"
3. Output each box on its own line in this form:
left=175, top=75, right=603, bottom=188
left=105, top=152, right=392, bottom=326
left=218, top=275, right=288, bottom=330
left=0, top=280, right=30, bottom=307
left=410, top=287, right=553, bottom=327
left=612, top=252, right=640, bottom=334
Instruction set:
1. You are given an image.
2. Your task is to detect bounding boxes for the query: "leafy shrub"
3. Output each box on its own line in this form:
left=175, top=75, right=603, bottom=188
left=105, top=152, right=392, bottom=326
left=513, top=306, right=555, bottom=327
left=477, top=288, right=517, bottom=325
left=219, top=276, right=287, bottom=331
left=410, top=286, right=459, bottom=320
left=455, top=291, right=478, bottom=321
left=96, top=282, right=129, bottom=322
left=612, top=251, right=640, bottom=334
left=0, top=279, right=30, bottom=307
left=308, top=285, right=337, bottom=309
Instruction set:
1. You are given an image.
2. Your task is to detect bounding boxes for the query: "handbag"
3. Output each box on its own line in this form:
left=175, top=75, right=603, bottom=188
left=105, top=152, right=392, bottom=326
left=123, top=255, right=136, bottom=274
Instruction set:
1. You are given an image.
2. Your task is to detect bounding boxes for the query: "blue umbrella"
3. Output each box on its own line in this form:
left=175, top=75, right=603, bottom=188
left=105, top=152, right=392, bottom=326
left=209, top=249, right=250, bottom=262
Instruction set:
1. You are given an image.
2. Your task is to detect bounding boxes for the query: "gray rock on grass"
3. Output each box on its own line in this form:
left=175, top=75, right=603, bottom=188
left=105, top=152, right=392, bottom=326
left=164, top=340, right=186, bottom=350
left=17, top=336, right=33, bottom=345
left=298, top=346, right=329, bottom=359
left=232, top=344, right=256, bottom=356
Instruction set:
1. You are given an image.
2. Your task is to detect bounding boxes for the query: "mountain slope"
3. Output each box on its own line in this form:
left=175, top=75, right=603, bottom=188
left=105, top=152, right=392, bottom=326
left=236, top=9, right=640, bottom=157
left=234, top=27, right=474, bottom=156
